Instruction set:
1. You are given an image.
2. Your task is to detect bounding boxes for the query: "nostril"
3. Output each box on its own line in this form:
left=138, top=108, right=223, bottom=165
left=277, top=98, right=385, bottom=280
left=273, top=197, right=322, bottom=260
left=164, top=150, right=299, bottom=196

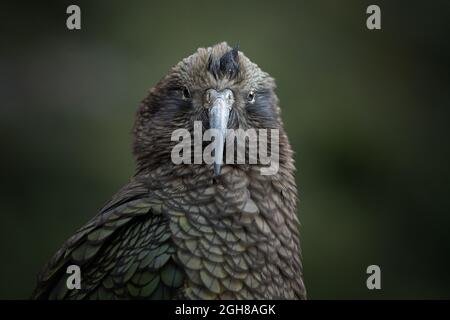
left=205, top=90, right=212, bottom=104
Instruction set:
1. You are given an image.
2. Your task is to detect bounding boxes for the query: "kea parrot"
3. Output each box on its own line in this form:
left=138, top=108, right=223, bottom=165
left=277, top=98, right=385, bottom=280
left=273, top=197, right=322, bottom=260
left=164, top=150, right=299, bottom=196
left=32, top=42, right=306, bottom=300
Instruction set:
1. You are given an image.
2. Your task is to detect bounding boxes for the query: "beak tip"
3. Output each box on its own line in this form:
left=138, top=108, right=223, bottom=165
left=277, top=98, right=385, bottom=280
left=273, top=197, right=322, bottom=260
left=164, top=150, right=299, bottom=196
left=214, top=163, right=221, bottom=176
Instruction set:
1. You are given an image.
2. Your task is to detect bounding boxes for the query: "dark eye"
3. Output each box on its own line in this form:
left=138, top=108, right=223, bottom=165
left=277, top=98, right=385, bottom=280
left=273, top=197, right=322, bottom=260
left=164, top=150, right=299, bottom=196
left=247, top=90, right=256, bottom=103
left=182, top=86, right=191, bottom=100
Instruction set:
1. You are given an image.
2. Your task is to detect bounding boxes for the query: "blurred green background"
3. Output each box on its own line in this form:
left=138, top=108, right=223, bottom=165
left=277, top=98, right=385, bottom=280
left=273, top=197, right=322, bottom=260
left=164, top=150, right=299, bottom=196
left=1, top=0, right=449, bottom=299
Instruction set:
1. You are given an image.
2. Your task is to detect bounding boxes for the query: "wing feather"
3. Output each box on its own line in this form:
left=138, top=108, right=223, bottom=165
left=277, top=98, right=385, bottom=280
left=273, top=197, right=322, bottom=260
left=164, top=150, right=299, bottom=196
left=32, top=177, right=185, bottom=299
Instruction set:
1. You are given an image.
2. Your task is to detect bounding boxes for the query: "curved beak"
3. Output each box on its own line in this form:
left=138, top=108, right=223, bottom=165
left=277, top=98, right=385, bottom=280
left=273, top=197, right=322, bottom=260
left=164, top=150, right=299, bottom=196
left=207, top=89, right=233, bottom=176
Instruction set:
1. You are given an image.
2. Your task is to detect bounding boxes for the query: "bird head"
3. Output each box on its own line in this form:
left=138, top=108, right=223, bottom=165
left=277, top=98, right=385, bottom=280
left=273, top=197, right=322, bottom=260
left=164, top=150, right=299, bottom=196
left=133, top=42, right=284, bottom=176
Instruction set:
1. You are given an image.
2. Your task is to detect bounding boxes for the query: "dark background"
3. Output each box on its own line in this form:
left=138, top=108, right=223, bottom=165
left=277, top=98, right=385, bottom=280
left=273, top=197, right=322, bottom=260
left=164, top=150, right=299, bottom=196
left=1, top=0, right=449, bottom=299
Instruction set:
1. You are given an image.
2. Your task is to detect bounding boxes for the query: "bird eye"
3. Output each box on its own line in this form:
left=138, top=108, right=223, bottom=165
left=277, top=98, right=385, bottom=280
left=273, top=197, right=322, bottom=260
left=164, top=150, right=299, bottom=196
left=182, top=86, right=191, bottom=100
left=247, top=90, right=256, bottom=104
